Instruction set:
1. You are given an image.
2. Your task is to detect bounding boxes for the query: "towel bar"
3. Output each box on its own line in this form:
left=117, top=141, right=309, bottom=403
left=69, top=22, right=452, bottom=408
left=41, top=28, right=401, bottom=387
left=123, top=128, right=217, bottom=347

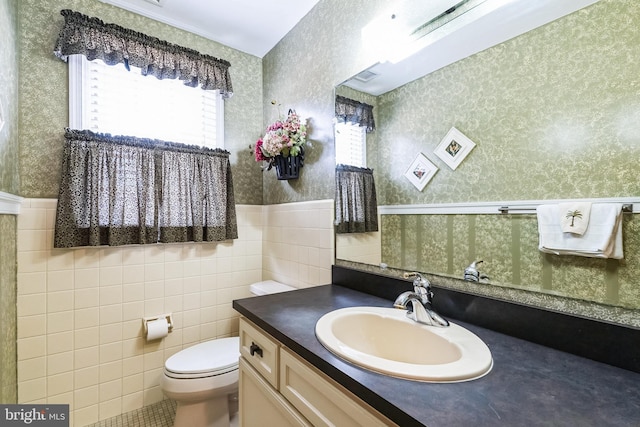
left=498, top=206, right=535, bottom=214
left=498, top=203, right=634, bottom=215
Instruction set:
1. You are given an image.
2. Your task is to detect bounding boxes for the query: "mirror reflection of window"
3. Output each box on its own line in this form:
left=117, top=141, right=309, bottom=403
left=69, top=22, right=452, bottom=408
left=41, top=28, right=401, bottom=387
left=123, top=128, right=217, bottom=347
left=334, top=121, right=366, bottom=168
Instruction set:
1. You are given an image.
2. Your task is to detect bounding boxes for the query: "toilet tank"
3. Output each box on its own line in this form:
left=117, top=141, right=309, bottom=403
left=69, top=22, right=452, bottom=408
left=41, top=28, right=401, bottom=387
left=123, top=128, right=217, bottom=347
left=250, top=280, right=295, bottom=296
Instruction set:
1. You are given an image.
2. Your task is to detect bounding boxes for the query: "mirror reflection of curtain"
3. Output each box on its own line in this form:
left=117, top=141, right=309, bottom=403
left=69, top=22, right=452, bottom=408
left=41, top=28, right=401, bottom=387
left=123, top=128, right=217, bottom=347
left=335, top=95, right=375, bottom=132
left=54, top=129, right=238, bottom=247
left=335, top=165, right=378, bottom=234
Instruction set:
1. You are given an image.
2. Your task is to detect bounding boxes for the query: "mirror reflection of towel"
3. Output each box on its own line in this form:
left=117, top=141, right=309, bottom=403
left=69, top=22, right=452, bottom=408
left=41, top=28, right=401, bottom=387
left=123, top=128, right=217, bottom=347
left=537, top=203, right=623, bottom=259
left=559, top=202, right=591, bottom=235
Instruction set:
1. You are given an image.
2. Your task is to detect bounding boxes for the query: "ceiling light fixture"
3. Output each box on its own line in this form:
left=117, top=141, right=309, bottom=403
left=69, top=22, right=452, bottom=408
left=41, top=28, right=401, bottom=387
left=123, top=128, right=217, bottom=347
left=362, top=0, right=513, bottom=64
left=142, top=0, right=166, bottom=7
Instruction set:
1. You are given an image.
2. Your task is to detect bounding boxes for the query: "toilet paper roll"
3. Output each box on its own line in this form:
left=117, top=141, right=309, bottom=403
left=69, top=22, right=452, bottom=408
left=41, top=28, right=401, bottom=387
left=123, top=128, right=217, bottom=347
left=146, top=318, right=169, bottom=341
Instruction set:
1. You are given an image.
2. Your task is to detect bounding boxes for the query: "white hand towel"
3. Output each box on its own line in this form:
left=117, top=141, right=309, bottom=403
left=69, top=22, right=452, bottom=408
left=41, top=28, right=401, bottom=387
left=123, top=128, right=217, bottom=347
left=537, top=203, right=623, bottom=259
left=559, top=202, right=592, bottom=235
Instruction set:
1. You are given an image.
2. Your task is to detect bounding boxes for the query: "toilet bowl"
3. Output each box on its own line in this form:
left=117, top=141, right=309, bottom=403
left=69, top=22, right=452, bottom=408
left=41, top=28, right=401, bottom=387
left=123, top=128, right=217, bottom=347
left=161, top=280, right=295, bottom=427
left=161, top=337, right=240, bottom=427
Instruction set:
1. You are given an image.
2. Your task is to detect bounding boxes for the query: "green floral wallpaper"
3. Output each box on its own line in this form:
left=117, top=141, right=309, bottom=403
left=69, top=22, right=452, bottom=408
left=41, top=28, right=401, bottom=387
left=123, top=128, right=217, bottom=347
left=0, top=215, right=17, bottom=403
left=0, top=0, right=18, bottom=404
left=0, top=0, right=19, bottom=195
left=17, top=0, right=264, bottom=204
left=375, top=0, right=640, bottom=205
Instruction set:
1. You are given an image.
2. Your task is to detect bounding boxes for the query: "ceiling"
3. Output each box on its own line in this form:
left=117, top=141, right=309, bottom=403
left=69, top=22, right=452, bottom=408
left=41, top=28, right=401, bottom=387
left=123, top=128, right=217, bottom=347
left=99, top=0, right=600, bottom=95
left=98, top=0, right=321, bottom=57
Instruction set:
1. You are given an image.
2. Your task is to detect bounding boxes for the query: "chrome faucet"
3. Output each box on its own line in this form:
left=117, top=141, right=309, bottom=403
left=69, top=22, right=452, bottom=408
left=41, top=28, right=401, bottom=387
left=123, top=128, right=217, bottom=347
left=464, top=260, right=490, bottom=282
left=394, top=272, right=449, bottom=327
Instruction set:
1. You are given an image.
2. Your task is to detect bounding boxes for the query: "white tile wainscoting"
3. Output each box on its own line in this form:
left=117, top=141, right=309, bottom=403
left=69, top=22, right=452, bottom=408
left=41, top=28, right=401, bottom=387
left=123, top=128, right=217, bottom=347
left=16, top=199, right=334, bottom=427
left=335, top=214, right=381, bottom=266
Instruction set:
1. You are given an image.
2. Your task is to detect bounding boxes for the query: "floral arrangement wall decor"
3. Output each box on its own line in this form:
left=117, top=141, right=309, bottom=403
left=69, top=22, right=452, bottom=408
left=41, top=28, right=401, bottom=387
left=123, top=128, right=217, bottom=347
left=404, top=153, right=438, bottom=191
left=434, top=126, right=476, bottom=170
left=254, top=101, right=308, bottom=180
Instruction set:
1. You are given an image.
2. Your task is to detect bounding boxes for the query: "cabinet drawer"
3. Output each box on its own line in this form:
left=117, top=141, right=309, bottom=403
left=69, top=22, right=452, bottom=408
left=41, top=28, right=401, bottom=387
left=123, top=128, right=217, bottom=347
left=239, top=317, right=279, bottom=388
left=239, top=358, right=311, bottom=427
left=280, top=348, right=397, bottom=427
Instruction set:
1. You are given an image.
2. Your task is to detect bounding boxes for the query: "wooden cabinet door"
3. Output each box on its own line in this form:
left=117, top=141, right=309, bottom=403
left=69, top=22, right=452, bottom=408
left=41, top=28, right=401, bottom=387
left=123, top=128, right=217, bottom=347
left=279, top=348, right=397, bottom=427
left=239, top=357, right=311, bottom=427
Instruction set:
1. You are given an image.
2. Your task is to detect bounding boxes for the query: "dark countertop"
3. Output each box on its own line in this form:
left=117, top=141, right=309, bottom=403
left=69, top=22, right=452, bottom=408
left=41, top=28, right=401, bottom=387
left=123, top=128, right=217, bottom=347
left=233, top=284, right=640, bottom=427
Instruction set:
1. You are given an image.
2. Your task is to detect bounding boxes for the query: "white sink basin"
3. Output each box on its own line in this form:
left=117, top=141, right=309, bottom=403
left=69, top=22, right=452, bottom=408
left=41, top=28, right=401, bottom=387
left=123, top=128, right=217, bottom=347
left=315, top=306, right=493, bottom=382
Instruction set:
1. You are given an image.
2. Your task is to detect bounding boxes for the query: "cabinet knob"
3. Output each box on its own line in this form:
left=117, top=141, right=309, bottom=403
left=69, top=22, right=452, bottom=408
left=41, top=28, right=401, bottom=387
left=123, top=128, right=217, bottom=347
left=249, top=342, right=263, bottom=357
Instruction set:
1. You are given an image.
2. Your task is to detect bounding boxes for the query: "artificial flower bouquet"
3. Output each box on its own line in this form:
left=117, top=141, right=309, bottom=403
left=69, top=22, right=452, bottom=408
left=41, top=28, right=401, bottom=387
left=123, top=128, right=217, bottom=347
left=254, top=103, right=307, bottom=171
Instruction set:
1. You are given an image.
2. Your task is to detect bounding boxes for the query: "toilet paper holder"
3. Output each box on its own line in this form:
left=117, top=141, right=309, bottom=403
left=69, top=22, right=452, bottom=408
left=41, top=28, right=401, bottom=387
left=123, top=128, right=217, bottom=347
left=142, top=313, right=174, bottom=335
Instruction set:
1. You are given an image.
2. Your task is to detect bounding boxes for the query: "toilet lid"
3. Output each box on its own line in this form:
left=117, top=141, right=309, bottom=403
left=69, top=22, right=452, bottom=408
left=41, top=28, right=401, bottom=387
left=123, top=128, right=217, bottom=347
left=165, top=337, right=239, bottom=377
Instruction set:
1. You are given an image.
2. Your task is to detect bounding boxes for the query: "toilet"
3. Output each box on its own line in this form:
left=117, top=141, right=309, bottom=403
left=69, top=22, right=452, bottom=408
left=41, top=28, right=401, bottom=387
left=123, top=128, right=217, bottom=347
left=160, top=280, right=295, bottom=427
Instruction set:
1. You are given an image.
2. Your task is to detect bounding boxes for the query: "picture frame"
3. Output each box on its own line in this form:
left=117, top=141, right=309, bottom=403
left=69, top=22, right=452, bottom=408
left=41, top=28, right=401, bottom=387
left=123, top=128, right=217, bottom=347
left=404, top=153, right=438, bottom=191
left=434, top=127, right=476, bottom=170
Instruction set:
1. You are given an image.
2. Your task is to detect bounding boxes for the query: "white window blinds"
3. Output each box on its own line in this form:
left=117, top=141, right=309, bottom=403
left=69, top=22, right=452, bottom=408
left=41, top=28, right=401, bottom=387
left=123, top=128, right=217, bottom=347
left=334, top=121, right=366, bottom=168
left=69, top=55, right=224, bottom=148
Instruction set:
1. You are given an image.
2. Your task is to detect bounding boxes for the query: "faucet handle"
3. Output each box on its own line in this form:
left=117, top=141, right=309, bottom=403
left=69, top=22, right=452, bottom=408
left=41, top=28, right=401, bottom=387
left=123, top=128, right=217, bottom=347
left=403, top=272, right=430, bottom=288
left=403, top=272, right=432, bottom=304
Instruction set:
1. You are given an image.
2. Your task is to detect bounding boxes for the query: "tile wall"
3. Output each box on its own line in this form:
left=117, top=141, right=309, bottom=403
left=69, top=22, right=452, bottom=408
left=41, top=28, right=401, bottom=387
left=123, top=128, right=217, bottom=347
left=335, top=217, right=381, bottom=267
left=16, top=198, right=334, bottom=426
left=262, top=200, right=334, bottom=287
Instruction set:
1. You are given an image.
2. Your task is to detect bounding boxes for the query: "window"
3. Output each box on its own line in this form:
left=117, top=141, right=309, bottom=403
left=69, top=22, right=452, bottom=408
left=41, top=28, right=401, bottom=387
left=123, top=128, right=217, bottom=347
left=334, top=121, right=366, bottom=168
left=69, top=55, right=224, bottom=148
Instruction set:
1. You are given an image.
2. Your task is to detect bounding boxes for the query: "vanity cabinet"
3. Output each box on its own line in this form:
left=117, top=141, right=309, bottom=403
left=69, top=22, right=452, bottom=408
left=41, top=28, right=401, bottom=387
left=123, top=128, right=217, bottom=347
left=239, top=318, right=397, bottom=427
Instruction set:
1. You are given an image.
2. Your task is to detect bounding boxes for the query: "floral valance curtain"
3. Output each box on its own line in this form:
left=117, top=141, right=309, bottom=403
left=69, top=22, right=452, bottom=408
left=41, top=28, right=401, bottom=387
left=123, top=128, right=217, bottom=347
left=335, top=95, right=375, bottom=133
left=53, top=9, right=233, bottom=97
left=335, top=165, right=378, bottom=234
left=54, top=129, right=238, bottom=247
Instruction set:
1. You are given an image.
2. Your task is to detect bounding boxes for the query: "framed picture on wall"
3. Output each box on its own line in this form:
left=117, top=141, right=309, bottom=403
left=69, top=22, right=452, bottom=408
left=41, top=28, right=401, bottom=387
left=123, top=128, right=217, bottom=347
left=404, top=153, right=438, bottom=191
left=434, top=127, right=476, bottom=170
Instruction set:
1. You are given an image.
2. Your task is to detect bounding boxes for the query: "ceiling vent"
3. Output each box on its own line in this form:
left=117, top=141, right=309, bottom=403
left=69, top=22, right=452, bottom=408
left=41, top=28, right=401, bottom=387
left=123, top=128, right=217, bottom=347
left=353, top=69, right=379, bottom=83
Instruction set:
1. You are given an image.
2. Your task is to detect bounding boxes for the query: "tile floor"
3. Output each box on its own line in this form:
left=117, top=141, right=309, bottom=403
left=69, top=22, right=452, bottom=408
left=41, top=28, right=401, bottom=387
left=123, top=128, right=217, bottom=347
left=85, top=398, right=239, bottom=427
left=86, top=400, right=176, bottom=427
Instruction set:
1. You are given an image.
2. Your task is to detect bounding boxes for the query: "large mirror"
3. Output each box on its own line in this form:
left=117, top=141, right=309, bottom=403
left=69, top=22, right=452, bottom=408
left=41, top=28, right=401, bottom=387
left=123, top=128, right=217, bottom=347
left=335, top=0, right=640, bottom=312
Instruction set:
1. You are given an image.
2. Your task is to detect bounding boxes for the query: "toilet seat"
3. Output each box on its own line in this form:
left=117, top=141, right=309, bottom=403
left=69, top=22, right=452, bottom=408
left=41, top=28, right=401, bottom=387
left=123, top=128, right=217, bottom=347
left=165, top=337, right=239, bottom=379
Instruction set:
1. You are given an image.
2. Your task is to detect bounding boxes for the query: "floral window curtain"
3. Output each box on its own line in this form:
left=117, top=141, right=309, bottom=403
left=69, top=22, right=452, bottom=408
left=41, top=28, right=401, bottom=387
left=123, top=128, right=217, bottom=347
left=158, top=147, right=237, bottom=243
left=335, top=95, right=375, bottom=133
left=54, top=129, right=238, bottom=248
left=53, top=9, right=233, bottom=97
left=335, top=165, right=378, bottom=234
